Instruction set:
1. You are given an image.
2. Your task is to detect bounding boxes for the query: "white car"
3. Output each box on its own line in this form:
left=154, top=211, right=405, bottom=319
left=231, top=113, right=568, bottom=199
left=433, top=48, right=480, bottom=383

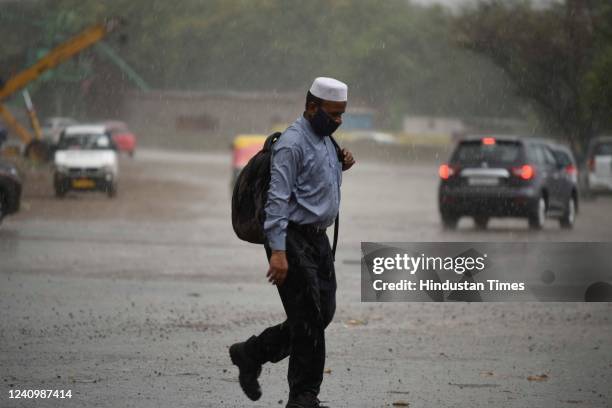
left=586, top=136, right=612, bottom=194
left=53, top=125, right=119, bottom=198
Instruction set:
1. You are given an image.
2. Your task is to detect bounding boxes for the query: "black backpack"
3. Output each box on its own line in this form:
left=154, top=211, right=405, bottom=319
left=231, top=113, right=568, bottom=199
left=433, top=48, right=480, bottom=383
left=231, top=131, right=341, bottom=257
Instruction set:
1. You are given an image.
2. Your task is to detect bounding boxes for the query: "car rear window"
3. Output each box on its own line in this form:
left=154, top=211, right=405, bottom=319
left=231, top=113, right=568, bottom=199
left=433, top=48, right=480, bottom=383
left=551, top=150, right=572, bottom=166
left=593, top=142, right=612, bottom=156
left=452, top=140, right=522, bottom=166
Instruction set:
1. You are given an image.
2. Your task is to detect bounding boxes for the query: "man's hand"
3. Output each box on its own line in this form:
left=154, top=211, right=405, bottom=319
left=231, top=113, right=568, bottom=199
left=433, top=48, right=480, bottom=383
left=267, top=250, right=288, bottom=286
left=341, top=148, right=355, bottom=171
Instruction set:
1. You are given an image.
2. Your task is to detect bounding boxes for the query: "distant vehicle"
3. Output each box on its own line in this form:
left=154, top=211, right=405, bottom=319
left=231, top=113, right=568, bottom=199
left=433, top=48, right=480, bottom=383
left=438, top=136, right=578, bottom=230
left=54, top=125, right=119, bottom=198
left=103, top=120, right=136, bottom=157
left=41, top=117, right=78, bottom=145
left=0, top=158, right=22, bottom=224
left=338, top=131, right=397, bottom=145
left=585, top=136, right=612, bottom=194
left=231, top=134, right=267, bottom=185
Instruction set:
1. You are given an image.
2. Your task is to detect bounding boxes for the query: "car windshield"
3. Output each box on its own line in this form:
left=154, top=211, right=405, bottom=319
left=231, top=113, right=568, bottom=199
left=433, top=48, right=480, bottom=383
left=57, top=133, right=111, bottom=150
left=594, top=142, right=612, bottom=155
left=452, top=140, right=522, bottom=166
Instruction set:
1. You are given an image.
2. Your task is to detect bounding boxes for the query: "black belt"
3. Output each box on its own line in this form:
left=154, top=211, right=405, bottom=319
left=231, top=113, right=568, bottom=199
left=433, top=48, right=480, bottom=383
left=288, top=221, right=328, bottom=235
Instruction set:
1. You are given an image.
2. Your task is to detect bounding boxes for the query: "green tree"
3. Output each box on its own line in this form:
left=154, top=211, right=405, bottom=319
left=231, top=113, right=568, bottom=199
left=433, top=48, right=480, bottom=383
left=2, top=0, right=527, bottom=128
left=455, top=0, right=612, bottom=153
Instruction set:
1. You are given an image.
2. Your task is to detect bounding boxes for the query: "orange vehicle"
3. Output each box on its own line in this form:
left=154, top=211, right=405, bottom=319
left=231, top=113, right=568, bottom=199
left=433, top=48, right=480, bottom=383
left=231, top=134, right=267, bottom=185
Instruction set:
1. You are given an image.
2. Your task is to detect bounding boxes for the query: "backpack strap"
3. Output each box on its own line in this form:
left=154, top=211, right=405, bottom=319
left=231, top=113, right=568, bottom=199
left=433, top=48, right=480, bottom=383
left=264, top=131, right=282, bottom=151
left=332, top=214, right=339, bottom=260
left=329, top=135, right=343, bottom=163
left=328, top=135, right=342, bottom=261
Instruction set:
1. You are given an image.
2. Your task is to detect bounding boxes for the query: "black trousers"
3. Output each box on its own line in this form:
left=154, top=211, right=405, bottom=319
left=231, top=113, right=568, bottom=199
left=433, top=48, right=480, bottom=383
left=245, top=223, right=337, bottom=398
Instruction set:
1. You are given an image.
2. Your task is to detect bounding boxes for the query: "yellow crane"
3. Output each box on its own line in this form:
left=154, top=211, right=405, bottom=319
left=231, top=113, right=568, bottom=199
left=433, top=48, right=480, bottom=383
left=0, top=18, right=121, bottom=162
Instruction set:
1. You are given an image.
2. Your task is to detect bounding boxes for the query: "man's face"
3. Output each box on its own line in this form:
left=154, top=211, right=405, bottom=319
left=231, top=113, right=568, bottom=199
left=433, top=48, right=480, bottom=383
left=307, top=100, right=347, bottom=125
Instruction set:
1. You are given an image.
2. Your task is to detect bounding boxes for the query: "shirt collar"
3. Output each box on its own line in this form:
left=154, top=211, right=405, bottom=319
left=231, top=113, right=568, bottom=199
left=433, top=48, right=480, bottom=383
left=298, top=115, right=324, bottom=141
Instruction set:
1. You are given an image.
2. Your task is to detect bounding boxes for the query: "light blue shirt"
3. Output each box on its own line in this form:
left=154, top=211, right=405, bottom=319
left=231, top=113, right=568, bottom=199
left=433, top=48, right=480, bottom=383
left=264, top=116, right=342, bottom=250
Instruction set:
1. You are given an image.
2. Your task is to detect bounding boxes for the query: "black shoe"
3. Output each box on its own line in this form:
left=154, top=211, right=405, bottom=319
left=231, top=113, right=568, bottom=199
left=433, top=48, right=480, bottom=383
left=229, top=342, right=262, bottom=401
left=286, top=392, right=328, bottom=408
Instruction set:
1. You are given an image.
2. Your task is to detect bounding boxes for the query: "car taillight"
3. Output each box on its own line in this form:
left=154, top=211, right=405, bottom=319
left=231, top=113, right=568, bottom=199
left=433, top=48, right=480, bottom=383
left=512, top=164, right=535, bottom=180
left=439, top=164, right=457, bottom=180
left=565, top=164, right=577, bottom=176
left=587, top=157, right=595, bottom=172
left=482, top=137, right=496, bottom=145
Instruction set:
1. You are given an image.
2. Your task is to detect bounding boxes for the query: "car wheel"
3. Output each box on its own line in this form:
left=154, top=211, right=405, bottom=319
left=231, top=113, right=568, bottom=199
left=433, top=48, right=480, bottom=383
left=474, top=216, right=489, bottom=230
left=107, top=184, right=117, bottom=198
left=581, top=181, right=594, bottom=199
left=528, top=196, right=546, bottom=230
left=441, top=213, right=459, bottom=230
left=559, top=196, right=576, bottom=229
left=54, top=184, right=66, bottom=198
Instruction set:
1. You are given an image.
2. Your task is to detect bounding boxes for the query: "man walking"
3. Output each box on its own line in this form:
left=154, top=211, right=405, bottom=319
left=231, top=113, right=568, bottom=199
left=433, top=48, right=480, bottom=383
left=230, top=77, right=355, bottom=408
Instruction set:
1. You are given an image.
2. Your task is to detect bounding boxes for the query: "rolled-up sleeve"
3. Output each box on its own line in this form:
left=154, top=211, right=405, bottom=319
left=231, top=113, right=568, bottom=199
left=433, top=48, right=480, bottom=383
left=264, top=144, right=301, bottom=250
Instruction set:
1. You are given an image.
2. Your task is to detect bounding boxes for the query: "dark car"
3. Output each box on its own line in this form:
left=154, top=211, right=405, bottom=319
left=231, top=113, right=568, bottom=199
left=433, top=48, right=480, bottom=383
left=0, top=159, right=22, bottom=224
left=438, top=136, right=578, bottom=230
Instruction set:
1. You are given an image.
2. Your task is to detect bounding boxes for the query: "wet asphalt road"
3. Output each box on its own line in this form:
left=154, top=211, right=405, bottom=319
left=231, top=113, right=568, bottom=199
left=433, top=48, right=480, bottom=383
left=1, top=149, right=611, bottom=407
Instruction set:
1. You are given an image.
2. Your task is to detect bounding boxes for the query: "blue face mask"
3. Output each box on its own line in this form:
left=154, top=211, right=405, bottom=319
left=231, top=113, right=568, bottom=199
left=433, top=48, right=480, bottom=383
left=309, top=107, right=340, bottom=137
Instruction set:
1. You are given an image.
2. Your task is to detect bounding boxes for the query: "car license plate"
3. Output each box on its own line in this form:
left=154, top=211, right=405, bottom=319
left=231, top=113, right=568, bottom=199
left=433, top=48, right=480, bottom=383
left=468, top=177, right=499, bottom=186
left=72, top=178, right=95, bottom=189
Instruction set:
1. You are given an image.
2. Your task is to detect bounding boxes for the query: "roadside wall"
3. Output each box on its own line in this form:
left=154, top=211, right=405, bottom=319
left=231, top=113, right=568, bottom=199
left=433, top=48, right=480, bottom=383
left=121, top=90, right=304, bottom=150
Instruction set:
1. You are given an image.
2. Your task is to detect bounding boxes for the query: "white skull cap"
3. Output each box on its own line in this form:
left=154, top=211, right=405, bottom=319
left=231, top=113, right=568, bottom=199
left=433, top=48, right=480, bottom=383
left=309, top=77, right=348, bottom=102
